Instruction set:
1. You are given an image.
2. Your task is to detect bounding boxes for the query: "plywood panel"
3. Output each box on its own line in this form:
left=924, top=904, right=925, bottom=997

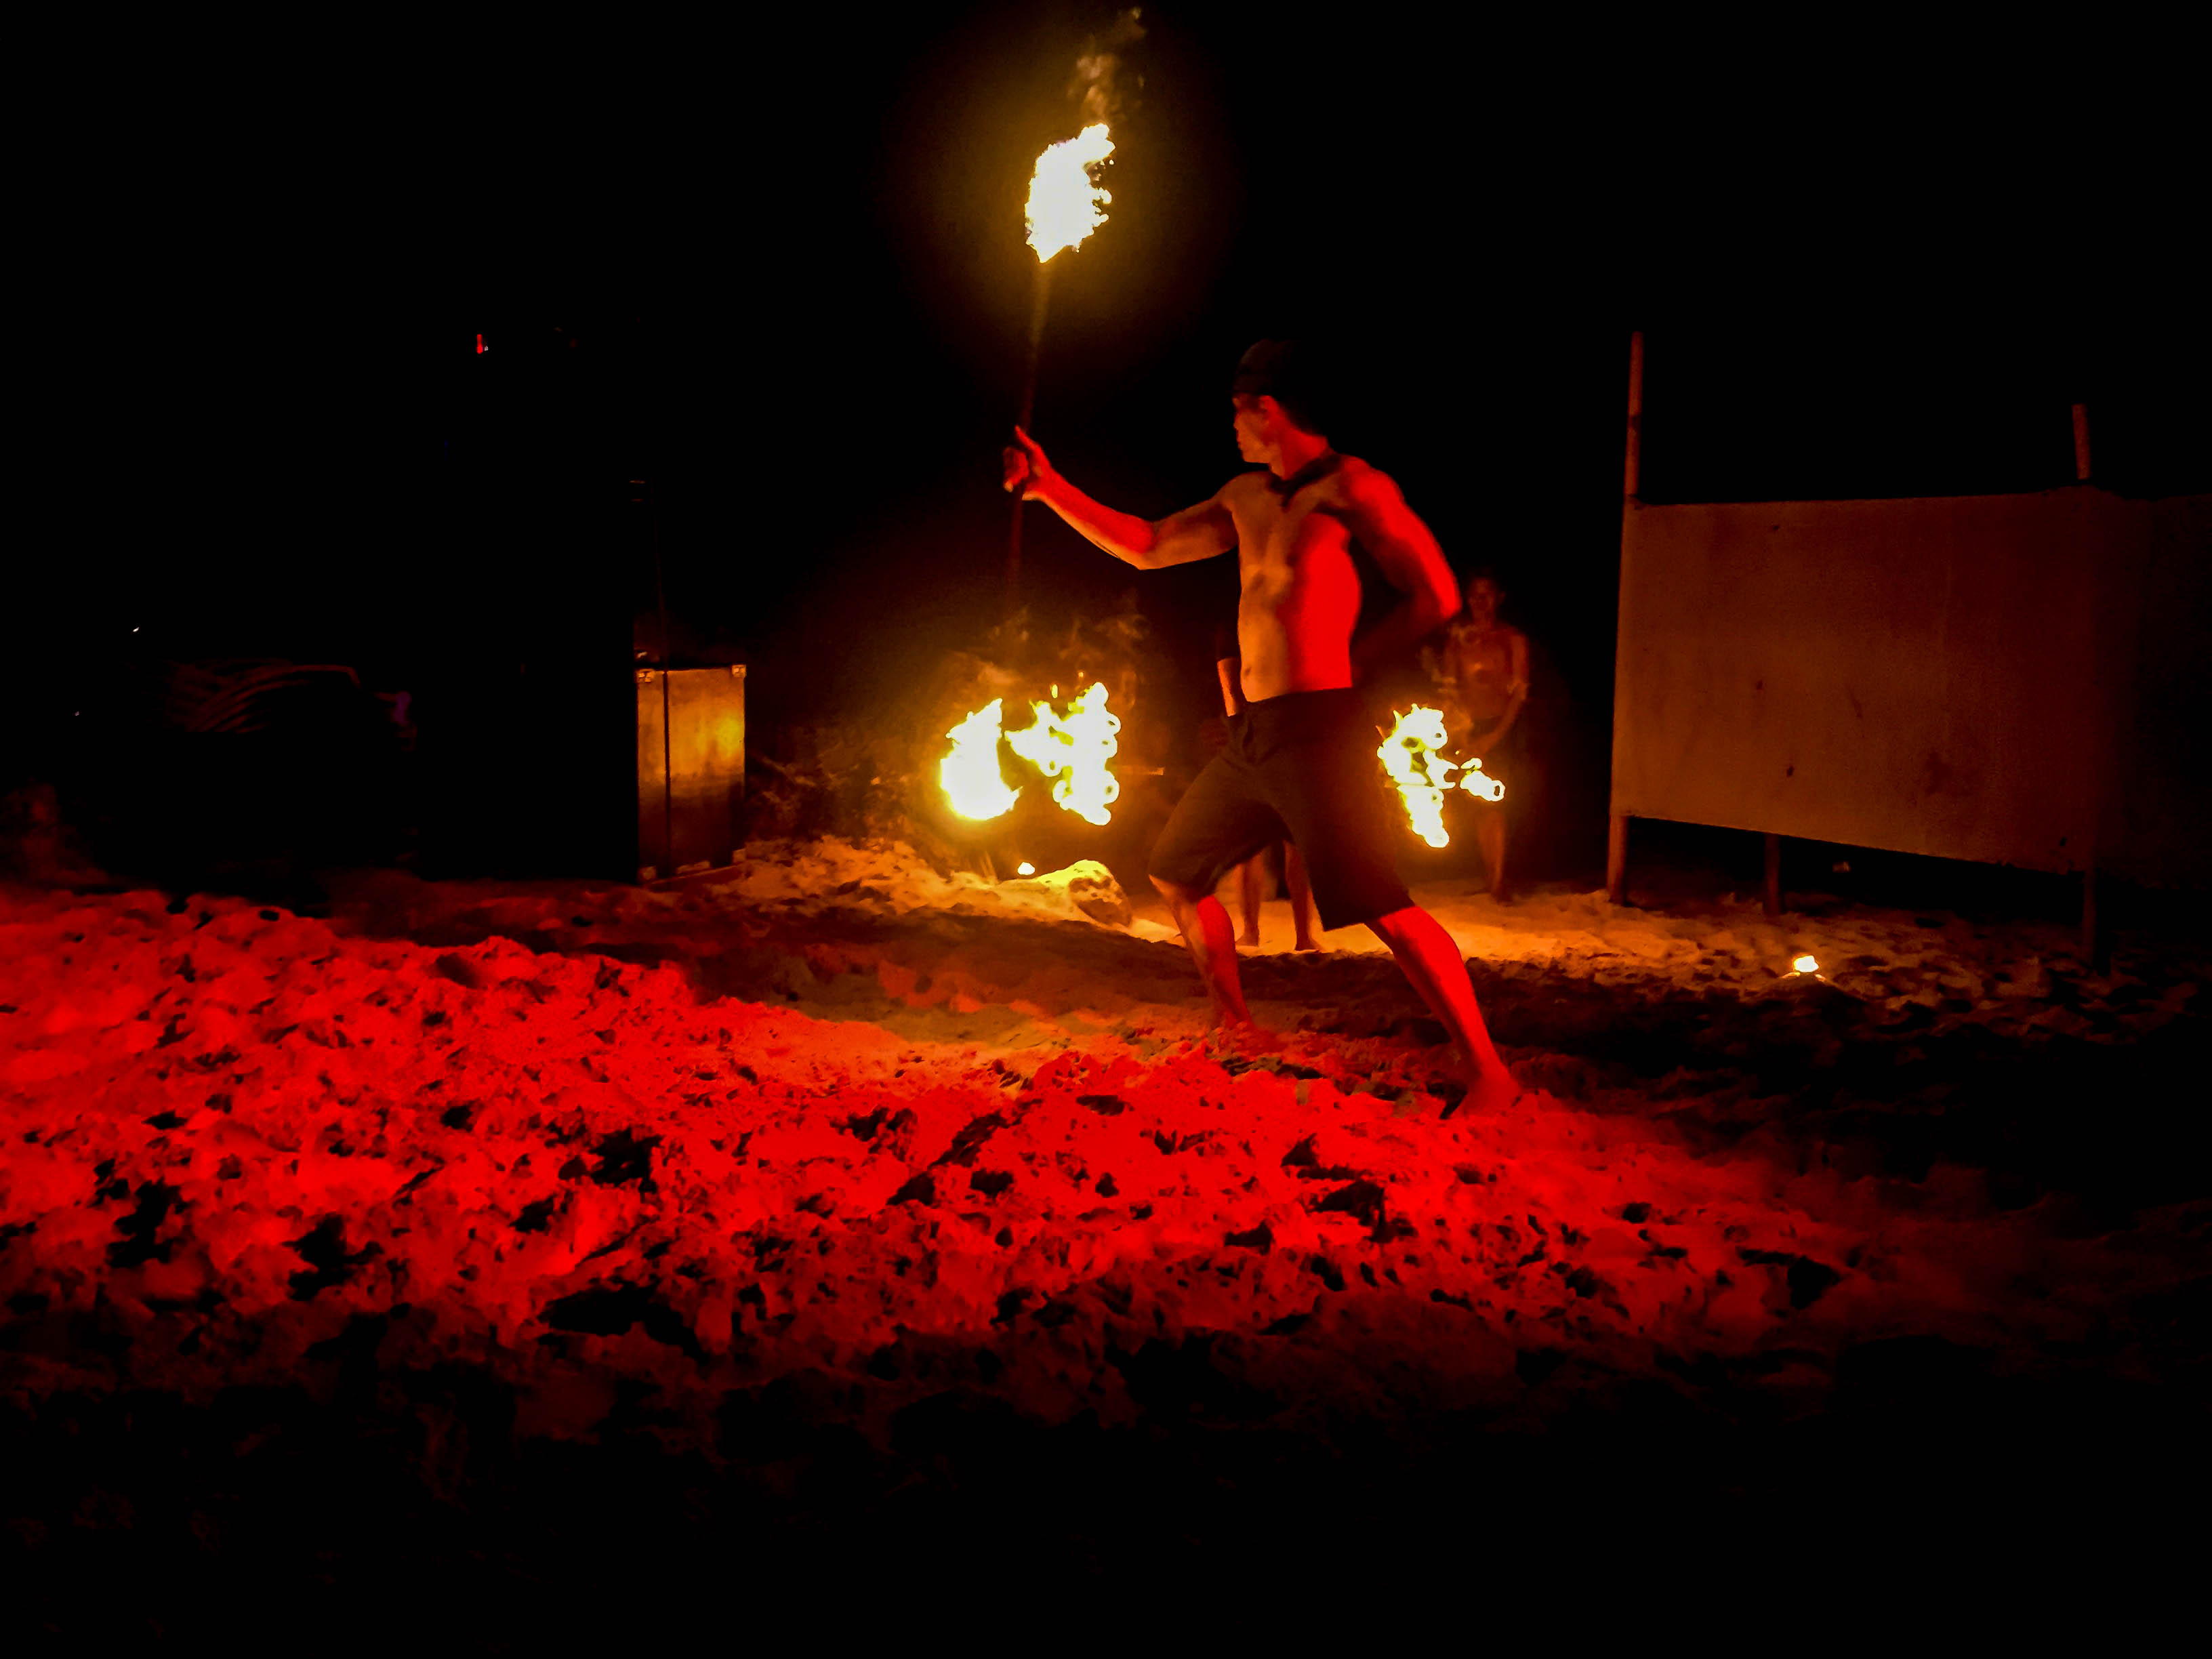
left=1610, top=489, right=2137, bottom=874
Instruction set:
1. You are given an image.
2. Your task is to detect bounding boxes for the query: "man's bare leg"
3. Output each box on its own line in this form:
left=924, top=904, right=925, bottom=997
left=1284, top=842, right=1319, bottom=951
left=1235, top=855, right=1263, bottom=947
left=1151, top=874, right=1265, bottom=1036
left=1478, top=809, right=1511, bottom=904
left=1367, top=905, right=1518, bottom=1111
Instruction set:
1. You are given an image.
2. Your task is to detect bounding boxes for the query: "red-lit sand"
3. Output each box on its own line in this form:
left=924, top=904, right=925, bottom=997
left=2, top=842, right=2204, bottom=1455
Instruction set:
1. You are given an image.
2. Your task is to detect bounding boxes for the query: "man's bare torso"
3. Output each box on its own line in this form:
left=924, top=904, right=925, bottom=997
left=1222, top=462, right=1368, bottom=703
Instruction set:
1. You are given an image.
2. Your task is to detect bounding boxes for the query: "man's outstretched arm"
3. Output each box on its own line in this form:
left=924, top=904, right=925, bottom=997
left=1004, top=426, right=1234, bottom=569
left=1340, top=463, right=1462, bottom=674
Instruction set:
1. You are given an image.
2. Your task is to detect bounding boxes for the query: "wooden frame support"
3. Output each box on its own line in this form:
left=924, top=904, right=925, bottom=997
left=1605, top=334, right=1644, bottom=910
left=2081, top=865, right=2110, bottom=972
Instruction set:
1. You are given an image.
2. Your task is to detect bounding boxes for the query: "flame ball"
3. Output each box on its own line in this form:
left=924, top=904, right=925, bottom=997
left=941, top=700, right=1021, bottom=821
left=1006, top=681, right=1121, bottom=825
left=1378, top=706, right=1455, bottom=848
left=940, top=684, right=1120, bottom=826
left=1377, top=705, right=1504, bottom=846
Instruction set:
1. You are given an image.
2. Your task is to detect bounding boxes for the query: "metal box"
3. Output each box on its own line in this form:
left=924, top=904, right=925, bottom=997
left=636, top=665, right=745, bottom=881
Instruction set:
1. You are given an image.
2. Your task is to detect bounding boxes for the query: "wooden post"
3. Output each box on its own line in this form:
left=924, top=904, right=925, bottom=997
left=1606, top=331, right=1644, bottom=907
left=1624, top=330, right=1645, bottom=499
left=2072, top=404, right=2110, bottom=969
left=1763, top=832, right=1782, bottom=918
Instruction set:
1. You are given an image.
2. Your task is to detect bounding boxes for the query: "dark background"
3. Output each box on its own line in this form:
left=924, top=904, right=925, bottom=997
left=11, top=3, right=2203, bottom=882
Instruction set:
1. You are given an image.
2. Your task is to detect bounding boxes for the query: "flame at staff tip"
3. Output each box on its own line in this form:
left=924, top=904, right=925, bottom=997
left=1378, top=705, right=1504, bottom=846
left=1006, top=681, right=1121, bottom=825
left=1025, top=123, right=1114, bottom=262
left=941, top=700, right=1020, bottom=821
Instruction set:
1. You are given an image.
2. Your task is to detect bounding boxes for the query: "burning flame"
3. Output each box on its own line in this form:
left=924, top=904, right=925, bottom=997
left=1380, top=707, right=1454, bottom=847
left=941, top=700, right=1021, bottom=821
left=939, top=682, right=1122, bottom=825
left=1378, top=706, right=1504, bottom=847
left=1006, top=681, right=1122, bottom=825
left=1793, top=954, right=1819, bottom=975
left=1025, top=124, right=1114, bottom=262
left=1017, top=862, right=1036, bottom=876
left=1462, top=760, right=1505, bottom=803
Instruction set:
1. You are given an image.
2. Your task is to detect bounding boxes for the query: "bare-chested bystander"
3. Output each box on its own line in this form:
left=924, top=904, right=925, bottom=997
left=1431, top=570, right=1529, bottom=902
left=1003, top=340, right=1518, bottom=1112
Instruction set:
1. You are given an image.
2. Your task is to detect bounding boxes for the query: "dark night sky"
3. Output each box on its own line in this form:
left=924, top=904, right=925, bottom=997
left=13, top=3, right=2203, bottom=802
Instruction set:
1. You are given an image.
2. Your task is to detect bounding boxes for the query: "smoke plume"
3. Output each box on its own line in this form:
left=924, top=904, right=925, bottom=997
left=1069, top=7, right=1146, bottom=126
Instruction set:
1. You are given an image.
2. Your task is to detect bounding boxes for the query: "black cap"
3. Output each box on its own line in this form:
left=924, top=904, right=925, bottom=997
left=1232, top=338, right=1295, bottom=397
left=1231, top=338, right=1323, bottom=432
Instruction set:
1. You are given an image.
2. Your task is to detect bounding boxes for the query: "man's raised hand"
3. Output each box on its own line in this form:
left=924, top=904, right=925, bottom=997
left=1002, top=426, right=1054, bottom=498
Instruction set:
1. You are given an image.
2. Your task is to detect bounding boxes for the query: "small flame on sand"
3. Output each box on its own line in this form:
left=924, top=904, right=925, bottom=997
left=1379, top=706, right=1504, bottom=846
left=1017, top=861, right=1037, bottom=876
left=1006, top=682, right=1122, bottom=825
left=1793, top=954, right=1820, bottom=975
left=1025, top=124, right=1114, bottom=262
left=941, top=700, right=1020, bottom=821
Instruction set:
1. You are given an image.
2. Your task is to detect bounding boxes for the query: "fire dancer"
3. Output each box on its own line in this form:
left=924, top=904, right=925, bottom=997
left=1430, top=569, right=1529, bottom=902
left=1004, top=340, right=1519, bottom=1111
left=1214, top=622, right=1317, bottom=951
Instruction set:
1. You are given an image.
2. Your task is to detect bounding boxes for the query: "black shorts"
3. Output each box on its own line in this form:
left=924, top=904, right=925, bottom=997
left=1148, top=687, right=1412, bottom=932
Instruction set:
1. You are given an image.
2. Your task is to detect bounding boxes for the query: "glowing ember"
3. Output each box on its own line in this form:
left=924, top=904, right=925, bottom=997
left=1378, top=706, right=1504, bottom=846
left=941, top=700, right=1020, bottom=821
left=1793, top=954, right=1820, bottom=975
left=1006, top=681, right=1122, bottom=825
left=1025, top=124, right=1114, bottom=262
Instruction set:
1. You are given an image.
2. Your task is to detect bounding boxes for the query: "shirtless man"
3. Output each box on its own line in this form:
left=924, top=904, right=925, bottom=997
left=1003, top=340, right=1517, bottom=1111
left=1432, top=571, right=1529, bottom=901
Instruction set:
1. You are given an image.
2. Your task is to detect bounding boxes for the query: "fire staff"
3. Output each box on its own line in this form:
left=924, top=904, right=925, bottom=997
left=1003, top=340, right=1519, bottom=1113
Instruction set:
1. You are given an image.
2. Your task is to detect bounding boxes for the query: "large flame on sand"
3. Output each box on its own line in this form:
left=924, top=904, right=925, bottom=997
left=1025, top=124, right=1114, bottom=262
left=941, top=683, right=1121, bottom=825
left=1378, top=706, right=1504, bottom=848
left=1006, top=681, right=1121, bottom=825
left=941, top=701, right=1021, bottom=821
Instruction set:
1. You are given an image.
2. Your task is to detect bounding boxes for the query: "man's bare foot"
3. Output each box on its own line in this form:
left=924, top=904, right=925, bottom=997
left=1461, top=1065, right=1522, bottom=1115
left=1293, top=935, right=1320, bottom=953
left=1433, top=1046, right=1522, bottom=1116
left=1237, top=928, right=1261, bottom=948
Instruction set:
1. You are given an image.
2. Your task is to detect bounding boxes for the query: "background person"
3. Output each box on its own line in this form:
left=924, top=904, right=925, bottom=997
left=1429, top=569, right=1529, bottom=902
